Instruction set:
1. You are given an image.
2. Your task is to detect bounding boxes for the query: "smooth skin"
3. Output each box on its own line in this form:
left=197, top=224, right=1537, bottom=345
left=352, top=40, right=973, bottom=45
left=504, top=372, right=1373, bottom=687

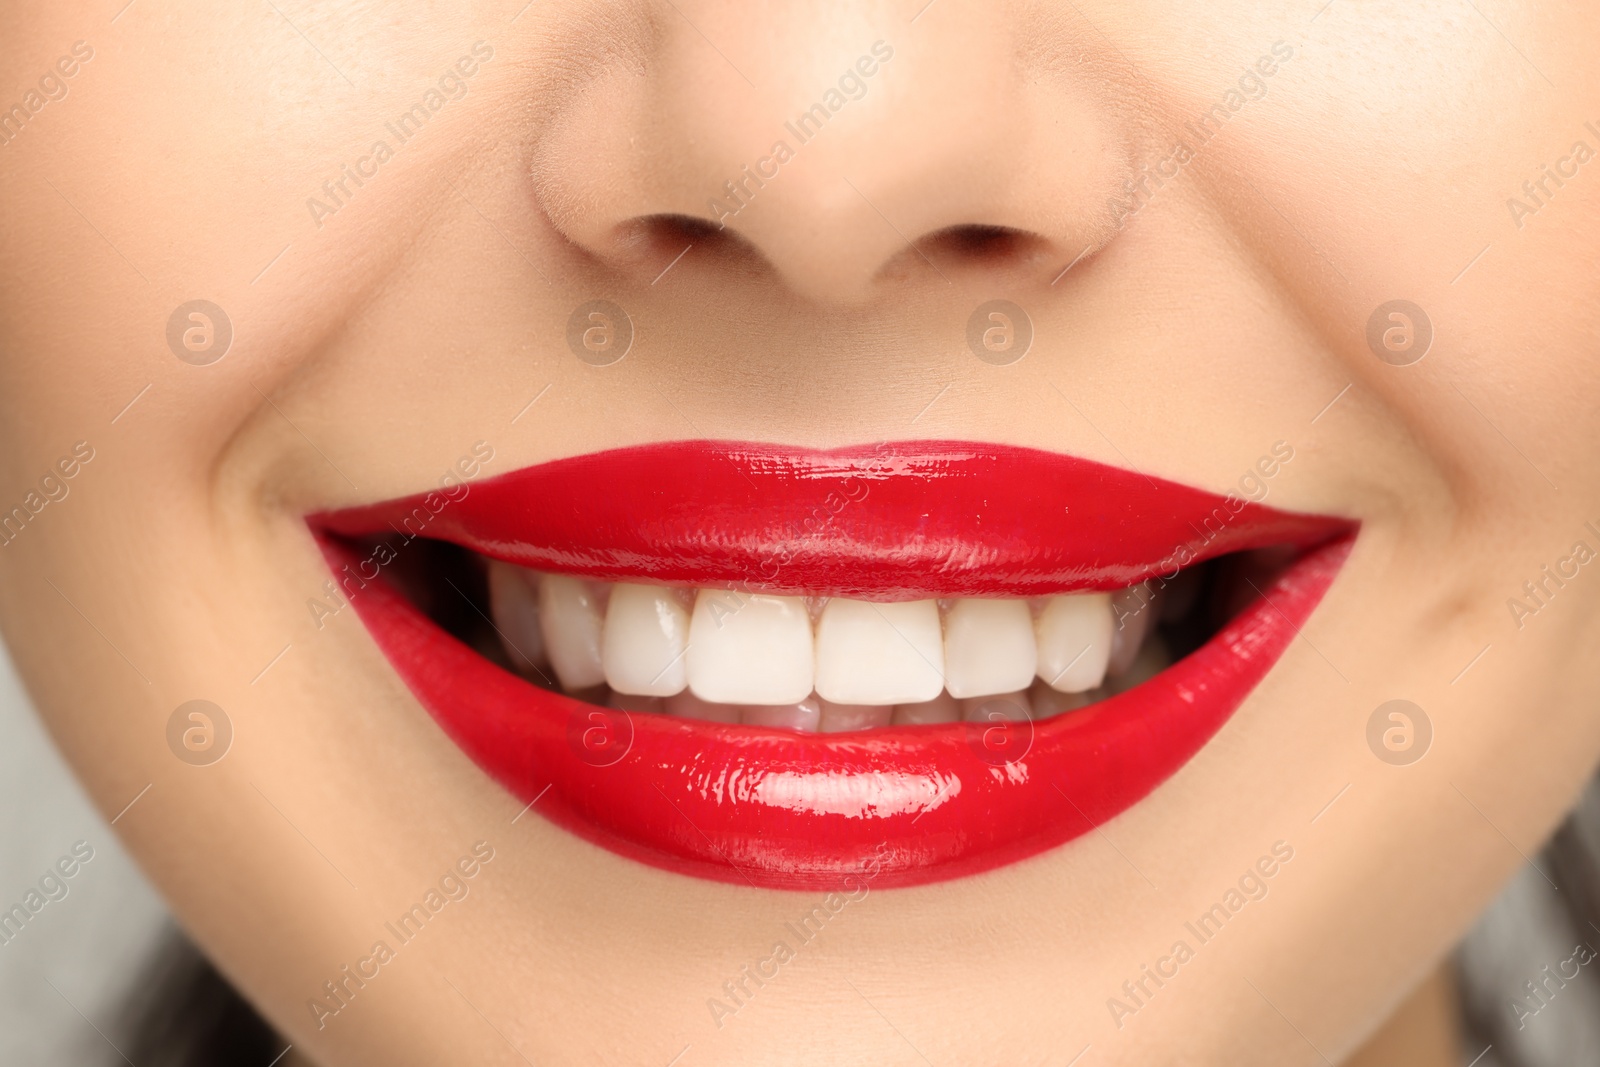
left=2, top=1, right=1597, bottom=1063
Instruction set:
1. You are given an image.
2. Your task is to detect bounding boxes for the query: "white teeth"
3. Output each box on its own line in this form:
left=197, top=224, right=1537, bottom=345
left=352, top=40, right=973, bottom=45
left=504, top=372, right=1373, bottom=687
left=819, top=700, right=894, bottom=733
left=601, top=583, right=690, bottom=696
left=486, top=560, right=547, bottom=676
left=1108, top=583, right=1156, bottom=677
left=815, top=598, right=945, bottom=705
left=892, top=692, right=961, bottom=726
left=1035, top=592, right=1113, bottom=693
left=538, top=574, right=607, bottom=690
left=511, top=565, right=1169, bottom=728
left=686, top=592, right=814, bottom=705
left=743, top=696, right=822, bottom=732
left=942, top=598, right=1038, bottom=699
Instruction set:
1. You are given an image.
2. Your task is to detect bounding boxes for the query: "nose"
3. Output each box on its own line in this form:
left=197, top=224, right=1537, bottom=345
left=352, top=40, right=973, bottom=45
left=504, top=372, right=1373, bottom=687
left=531, top=4, right=1128, bottom=304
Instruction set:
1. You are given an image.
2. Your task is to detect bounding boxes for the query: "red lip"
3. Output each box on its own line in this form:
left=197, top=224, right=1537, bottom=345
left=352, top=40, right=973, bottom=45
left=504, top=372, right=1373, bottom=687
left=313, top=441, right=1354, bottom=889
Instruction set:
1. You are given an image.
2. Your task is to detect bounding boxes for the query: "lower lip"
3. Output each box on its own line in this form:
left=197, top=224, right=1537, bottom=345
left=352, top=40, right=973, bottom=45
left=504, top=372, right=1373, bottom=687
left=324, top=535, right=1351, bottom=890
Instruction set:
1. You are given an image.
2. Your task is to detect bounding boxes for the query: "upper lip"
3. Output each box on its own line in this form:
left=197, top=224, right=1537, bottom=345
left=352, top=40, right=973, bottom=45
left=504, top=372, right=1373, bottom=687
left=312, top=440, right=1357, bottom=890
left=313, top=439, right=1346, bottom=599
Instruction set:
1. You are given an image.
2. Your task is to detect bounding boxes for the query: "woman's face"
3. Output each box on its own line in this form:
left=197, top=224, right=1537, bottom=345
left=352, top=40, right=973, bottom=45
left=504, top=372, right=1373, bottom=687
left=3, top=0, right=1598, bottom=1062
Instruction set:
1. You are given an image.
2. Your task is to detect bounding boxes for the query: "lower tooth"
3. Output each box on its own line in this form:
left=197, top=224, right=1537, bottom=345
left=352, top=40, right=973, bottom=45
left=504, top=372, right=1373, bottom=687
left=664, top=690, right=742, bottom=724
left=607, top=691, right=663, bottom=713
left=1108, top=583, right=1157, bottom=677
left=960, top=692, right=1031, bottom=723
left=565, top=683, right=609, bottom=705
left=892, top=693, right=961, bottom=726
left=743, top=696, right=822, bottom=732
left=818, top=700, right=893, bottom=733
left=539, top=574, right=607, bottom=690
left=1029, top=678, right=1096, bottom=720
left=1109, top=634, right=1170, bottom=694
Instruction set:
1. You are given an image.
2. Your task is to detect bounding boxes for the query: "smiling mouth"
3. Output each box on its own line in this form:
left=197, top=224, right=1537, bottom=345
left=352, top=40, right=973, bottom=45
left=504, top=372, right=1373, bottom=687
left=312, top=440, right=1355, bottom=890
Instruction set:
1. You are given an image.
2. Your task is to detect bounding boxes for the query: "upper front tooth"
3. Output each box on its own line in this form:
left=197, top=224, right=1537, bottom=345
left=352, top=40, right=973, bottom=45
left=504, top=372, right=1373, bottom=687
left=686, top=592, right=814, bottom=705
left=538, top=573, right=607, bottom=690
left=486, top=560, right=546, bottom=675
left=602, top=583, right=689, bottom=696
left=815, top=598, right=944, bottom=705
left=1035, top=592, right=1113, bottom=693
left=942, top=598, right=1038, bottom=699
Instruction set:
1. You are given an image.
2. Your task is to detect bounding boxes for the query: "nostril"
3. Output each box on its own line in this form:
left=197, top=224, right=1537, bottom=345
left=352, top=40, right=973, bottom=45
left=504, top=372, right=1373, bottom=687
left=642, top=213, right=725, bottom=243
left=611, top=213, right=765, bottom=278
left=917, top=224, right=1050, bottom=269
left=613, top=213, right=719, bottom=257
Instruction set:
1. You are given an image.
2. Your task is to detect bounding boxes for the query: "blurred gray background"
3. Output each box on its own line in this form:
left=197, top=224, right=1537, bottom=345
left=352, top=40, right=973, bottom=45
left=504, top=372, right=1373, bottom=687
left=0, top=640, right=169, bottom=1065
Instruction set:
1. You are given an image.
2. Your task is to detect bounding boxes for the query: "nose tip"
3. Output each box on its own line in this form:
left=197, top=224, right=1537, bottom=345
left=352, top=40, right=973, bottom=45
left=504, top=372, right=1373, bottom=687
left=532, top=7, right=1125, bottom=305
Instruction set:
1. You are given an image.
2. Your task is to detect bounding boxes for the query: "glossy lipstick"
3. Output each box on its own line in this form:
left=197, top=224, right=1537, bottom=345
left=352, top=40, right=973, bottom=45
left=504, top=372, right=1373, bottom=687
left=313, top=441, right=1355, bottom=889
